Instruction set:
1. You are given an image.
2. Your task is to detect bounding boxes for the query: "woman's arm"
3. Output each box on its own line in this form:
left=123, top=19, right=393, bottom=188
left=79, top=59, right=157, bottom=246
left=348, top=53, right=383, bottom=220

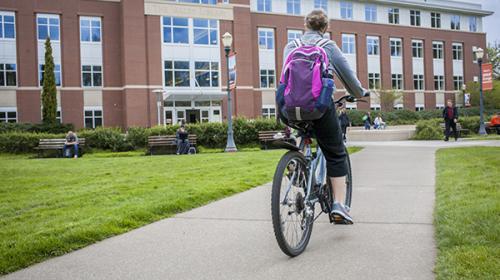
left=324, top=42, right=365, bottom=98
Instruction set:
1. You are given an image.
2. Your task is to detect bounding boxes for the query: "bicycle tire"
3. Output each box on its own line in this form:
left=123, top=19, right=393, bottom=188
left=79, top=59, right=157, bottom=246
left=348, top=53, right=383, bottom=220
left=271, top=151, right=314, bottom=257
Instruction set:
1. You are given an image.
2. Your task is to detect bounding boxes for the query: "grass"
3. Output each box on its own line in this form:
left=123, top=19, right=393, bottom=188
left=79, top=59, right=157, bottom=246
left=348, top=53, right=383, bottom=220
left=434, top=147, right=500, bottom=279
left=463, top=134, right=500, bottom=141
left=0, top=147, right=361, bottom=275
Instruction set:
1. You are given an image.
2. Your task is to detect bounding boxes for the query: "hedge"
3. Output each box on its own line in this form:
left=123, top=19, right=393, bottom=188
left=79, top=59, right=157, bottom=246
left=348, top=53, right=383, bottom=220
left=0, top=122, right=74, bottom=134
left=412, top=116, right=483, bottom=140
left=0, top=132, right=65, bottom=153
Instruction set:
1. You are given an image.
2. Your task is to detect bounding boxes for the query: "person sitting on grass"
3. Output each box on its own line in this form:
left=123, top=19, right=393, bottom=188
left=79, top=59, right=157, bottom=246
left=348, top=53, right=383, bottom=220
left=488, top=112, right=500, bottom=135
left=373, top=114, right=386, bottom=130
left=176, top=125, right=190, bottom=155
left=63, top=131, right=79, bottom=158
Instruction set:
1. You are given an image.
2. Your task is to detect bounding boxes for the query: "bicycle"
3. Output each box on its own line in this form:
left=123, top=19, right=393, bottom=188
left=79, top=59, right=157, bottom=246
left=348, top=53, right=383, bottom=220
left=270, top=95, right=361, bottom=257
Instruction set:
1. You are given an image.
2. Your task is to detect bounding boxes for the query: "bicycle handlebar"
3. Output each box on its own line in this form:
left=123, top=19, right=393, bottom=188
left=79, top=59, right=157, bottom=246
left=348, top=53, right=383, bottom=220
left=334, top=91, right=370, bottom=105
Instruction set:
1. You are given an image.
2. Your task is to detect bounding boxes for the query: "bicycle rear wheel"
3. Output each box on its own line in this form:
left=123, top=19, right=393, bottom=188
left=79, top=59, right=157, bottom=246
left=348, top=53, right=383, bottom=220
left=271, top=151, right=314, bottom=257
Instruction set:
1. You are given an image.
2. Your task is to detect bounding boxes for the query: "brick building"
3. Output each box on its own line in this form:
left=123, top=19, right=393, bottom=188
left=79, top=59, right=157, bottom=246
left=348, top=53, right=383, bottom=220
left=0, top=0, right=493, bottom=128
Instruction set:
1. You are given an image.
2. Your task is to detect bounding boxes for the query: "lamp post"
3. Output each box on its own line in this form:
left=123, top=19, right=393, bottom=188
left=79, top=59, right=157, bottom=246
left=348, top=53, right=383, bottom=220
left=152, top=89, right=166, bottom=126
left=474, top=47, right=487, bottom=135
left=461, top=84, right=466, bottom=107
left=222, top=32, right=237, bottom=152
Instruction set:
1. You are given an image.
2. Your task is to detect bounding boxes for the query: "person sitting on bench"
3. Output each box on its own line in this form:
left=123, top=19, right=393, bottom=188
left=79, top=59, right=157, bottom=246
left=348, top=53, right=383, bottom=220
left=176, top=126, right=190, bottom=155
left=488, top=112, right=500, bottom=135
left=63, top=131, right=79, bottom=158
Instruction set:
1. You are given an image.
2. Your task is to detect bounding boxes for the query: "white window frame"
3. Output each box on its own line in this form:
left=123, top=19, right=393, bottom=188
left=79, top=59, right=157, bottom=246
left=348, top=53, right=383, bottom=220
left=81, top=65, right=103, bottom=87
left=469, top=16, right=477, bottom=32
left=410, top=10, right=421, bottom=26
left=193, top=18, right=219, bottom=46
left=453, top=76, right=464, bottom=91
left=194, top=61, right=219, bottom=88
left=257, top=0, right=272, bottom=12
left=342, top=34, right=356, bottom=54
left=0, top=107, right=17, bottom=123
left=262, top=105, right=276, bottom=119
left=450, top=15, right=461, bottom=30
left=452, top=43, right=463, bottom=61
left=39, top=64, right=62, bottom=87
left=340, top=1, right=353, bottom=20
left=258, top=28, right=274, bottom=50
left=164, top=60, right=191, bottom=88
left=80, top=16, right=101, bottom=43
left=431, top=12, right=441, bottom=28
left=388, top=8, right=399, bottom=24
left=287, top=29, right=302, bottom=43
left=413, top=74, right=424, bottom=91
left=84, top=106, right=103, bottom=129
left=0, top=11, right=16, bottom=40
left=390, top=38, right=402, bottom=57
left=434, top=75, right=444, bottom=91
left=365, top=4, right=377, bottom=22
left=287, top=0, right=301, bottom=15
left=433, top=41, right=444, bottom=59
left=368, top=73, right=381, bottom=89
left=36, top=14, right=60, bottom=42
left=260, top=69, right=275, bottom=89
left=391, top=74, right=403, bottom=90
left=162, top=16, right=189, bottom=45
left=367, top=36, right=379, bottom=56
left=314, top=0, right=328, bottom=12
left=0, top=63, right=17, bottom=87
left=412, top=40, right=423, bottom=58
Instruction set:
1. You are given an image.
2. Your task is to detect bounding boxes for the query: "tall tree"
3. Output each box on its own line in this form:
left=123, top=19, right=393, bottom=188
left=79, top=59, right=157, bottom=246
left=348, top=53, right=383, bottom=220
left=487, top=42, right=500, bottom=80
left=41, top=37, right=57, bottom=124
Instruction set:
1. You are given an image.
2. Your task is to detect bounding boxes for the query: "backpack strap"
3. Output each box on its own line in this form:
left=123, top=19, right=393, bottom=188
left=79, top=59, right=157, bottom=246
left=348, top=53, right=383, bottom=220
left=292, top=38, right=303, bottom=48
left=315, top=38, right=330, bottom=48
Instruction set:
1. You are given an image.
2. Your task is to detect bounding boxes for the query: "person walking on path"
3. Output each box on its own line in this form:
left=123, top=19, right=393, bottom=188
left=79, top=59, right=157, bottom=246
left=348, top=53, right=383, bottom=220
left=443, top=99, right=458, bottom=141
left=338, top=107, right=350, bottom=142
left=363, top=111, right=372, bottom=130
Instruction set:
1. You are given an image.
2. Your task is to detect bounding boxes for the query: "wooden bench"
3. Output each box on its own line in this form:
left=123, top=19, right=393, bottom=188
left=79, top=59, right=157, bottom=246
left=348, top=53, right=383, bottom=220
left=147, top=134, right=197, bottom=155
left=439, top=123, right=469, bottom=137
left=258, top=130, right=291, bottom=150
left=35, top=138, right=86, bottom=158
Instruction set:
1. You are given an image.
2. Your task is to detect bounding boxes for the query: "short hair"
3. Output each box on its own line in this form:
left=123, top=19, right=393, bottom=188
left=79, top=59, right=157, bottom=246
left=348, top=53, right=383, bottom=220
left=305, top=9, right=329, bottom=32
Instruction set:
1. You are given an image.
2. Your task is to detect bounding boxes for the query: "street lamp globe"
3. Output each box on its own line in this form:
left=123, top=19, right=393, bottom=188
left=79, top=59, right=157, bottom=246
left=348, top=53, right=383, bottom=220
left=222, top=32, right=233, bottom=49
left=474, top=47, right=484, bottom=61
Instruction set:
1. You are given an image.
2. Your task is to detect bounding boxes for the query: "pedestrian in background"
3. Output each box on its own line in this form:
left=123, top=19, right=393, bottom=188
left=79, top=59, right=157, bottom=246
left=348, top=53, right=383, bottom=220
left=363, top=111, right=372, bottom=130
left=338, top=107, right=350, bottom=142
left=443, top=99, right=458, bottom=141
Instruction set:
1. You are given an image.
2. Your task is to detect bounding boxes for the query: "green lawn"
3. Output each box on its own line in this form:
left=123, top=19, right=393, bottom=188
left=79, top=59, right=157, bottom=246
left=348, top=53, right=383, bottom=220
left=0, top=147, right=361, bottom=275
left=435, top=147, right=500, bottom=279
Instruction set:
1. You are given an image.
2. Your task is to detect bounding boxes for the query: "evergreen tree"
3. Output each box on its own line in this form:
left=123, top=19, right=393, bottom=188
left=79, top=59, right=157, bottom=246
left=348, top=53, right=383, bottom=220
left=41, top=37, right=57, bottom=124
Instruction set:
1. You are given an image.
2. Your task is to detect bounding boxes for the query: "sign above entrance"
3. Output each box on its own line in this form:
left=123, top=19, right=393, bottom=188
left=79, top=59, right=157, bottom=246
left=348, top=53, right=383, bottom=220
left=229, top=54, right=237, bottom=90
left=482, top=63, right=493, bottom=91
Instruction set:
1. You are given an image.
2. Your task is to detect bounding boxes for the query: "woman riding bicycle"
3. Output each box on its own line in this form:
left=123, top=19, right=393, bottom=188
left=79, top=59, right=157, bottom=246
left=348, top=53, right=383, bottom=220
left=281, top=9, right=368, bottom=224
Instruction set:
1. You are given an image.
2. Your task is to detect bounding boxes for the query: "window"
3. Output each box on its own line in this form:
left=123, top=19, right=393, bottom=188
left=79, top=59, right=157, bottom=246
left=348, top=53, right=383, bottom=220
left=469, top=16, right=477, bottom=32
left=453, top=76, right=463, bottom=90
left=388, top=8, right=399, bottom=24
left=80, top=17, right=101, bottom=42
left=431, top=12, right=441, bottom=28
left=193, top=19, right=218, bottom=45
left=257, top=0, right=272, bottom=12
left=413, top=74, right=424, bottom=90
left=367, top=37, right=379, bottom=55
left=162, top=17, right=189, bottom=44
left=179, top=0, right=217, bottom=4
left=390, top=38, right=402, bottom=57
left=0, top=110, right=16, bottom=123
left=260, top=69, right=275, bottom=88
left=365, top=4, right=377, bottom=22
left=314, top=0, right=327, bottom=12
left=434, top=75, right=444, bottom=90
left=452, top=43, right=463, bottom=60
left=287, top=0, right=301, bottom=15
left=433, top=42, right=443, bottom=59
left=82, top=65, right=102, bottom=87
left=287, top=30, right=302, bottom=43
left=0, top=13, right=15, bottom=39
left=39, top=64, right=61, bottom=86
left=451, top=15, right=460, bottom=30
left=368, top=73, right=380, bottom=89
left=412, top=40, right=423, bottom=58
left=258, top=29, right=274, bottom=50
left=84, top=108, right=103, bottom=129
left=340, top=2, right=353, bottom=20
left=410, top=10, right=421, bottom=26
left=262, top=106, right=276, bottom=119
left=342, top=34, right=355, bottom=54
left=195, top=61, right=219, bottom=87
left=164, top=61, right=190, bottom=87
left=37, top=15, right=60, bottom=41
left=392, top=74, right=403, bottom=90
left=0, top=64, right=17, bottom=86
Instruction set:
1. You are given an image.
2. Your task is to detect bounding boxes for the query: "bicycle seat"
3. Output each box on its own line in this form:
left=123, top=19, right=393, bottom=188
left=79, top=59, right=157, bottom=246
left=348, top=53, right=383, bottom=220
left=288, top=121, right=315, bottom=138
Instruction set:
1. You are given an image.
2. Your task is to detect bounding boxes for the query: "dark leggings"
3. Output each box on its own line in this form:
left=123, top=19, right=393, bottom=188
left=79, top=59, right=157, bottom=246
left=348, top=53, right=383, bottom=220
left=445, top=119, right=458, bottom=139
left=312, top=105, right=347, bottom=178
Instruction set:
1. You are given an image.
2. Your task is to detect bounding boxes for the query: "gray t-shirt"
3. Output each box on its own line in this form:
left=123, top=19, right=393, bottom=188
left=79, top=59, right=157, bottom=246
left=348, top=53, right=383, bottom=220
left=283, top=30, right=366, bottom=98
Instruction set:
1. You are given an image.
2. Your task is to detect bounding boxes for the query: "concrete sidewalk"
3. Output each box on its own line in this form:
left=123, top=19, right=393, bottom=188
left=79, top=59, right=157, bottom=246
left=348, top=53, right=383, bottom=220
left=3, top=141, right=498, bottom=280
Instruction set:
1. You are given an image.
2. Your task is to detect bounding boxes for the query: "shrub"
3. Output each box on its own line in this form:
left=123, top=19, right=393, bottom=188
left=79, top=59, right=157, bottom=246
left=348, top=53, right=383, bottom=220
left=0, top=132, right=64, bottom=153
left=459, top=116, right=481, bottom=134
left=413, top=119, right=442, bottom=140
left=126, top=127, right=149, bottom=149
left=78, top=127, right=131, bottom=152
left=0, top=122, right=74, bottom=134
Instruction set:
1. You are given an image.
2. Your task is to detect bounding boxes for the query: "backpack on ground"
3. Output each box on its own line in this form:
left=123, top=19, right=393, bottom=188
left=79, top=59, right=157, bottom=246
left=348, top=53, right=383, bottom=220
left=276, top=38, right=335, bottom=123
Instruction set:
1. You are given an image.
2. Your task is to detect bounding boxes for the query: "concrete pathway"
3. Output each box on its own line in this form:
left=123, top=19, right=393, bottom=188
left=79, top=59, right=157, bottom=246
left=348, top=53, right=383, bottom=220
left=3, top=141, right=499, bottom=280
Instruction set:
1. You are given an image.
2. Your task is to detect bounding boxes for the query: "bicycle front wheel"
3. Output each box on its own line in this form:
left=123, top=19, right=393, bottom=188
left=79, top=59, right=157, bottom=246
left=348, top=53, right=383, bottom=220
left=271, top=151, right=314, bottom=257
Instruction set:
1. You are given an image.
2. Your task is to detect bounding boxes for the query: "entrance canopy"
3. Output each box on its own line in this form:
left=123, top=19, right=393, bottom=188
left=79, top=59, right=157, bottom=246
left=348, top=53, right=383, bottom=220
left=163, top=90, right=226, bottom=102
